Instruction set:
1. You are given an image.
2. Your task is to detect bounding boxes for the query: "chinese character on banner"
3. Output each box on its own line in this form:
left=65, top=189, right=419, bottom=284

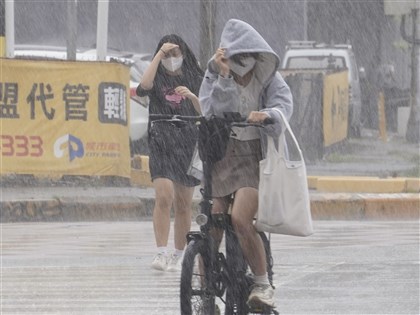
left=63, top=83, right=90, bottom=121
left=0, top=83, right=20, bottom=118
left=98, top=82, right=127, bottom=125
left=26, top=83, right=55, bottom=120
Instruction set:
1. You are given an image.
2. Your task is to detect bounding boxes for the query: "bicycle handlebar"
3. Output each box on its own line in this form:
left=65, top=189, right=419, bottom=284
left=149, top=112, right=274, bottom=126
left=149, top=114, right=201, bottom=122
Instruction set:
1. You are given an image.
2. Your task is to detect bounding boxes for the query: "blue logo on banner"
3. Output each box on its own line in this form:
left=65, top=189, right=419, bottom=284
left=54, top=134, right=84, bottom=161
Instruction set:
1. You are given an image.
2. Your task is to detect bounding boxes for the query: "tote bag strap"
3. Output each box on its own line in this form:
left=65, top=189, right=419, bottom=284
left=264, top=136, right=278, bottom=174
left=271, top=108, right=304, bottom=160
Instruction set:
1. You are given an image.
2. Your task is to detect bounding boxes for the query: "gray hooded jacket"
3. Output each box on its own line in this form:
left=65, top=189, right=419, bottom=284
left=199, top=19, right=293, bottom=143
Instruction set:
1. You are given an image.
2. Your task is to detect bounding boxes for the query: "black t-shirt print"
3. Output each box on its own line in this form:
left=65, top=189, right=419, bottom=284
left=162, top=87, right=186, bottom=110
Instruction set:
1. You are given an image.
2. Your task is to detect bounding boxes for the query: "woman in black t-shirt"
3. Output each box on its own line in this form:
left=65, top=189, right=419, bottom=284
left=136, top=34, right=203, bottom=272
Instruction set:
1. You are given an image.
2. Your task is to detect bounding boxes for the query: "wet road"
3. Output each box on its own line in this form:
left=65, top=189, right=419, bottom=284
left=1, top=221, right=419, bottom=314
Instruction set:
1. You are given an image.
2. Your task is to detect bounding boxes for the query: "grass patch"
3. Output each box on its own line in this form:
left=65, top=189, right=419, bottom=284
left=409, top=154, right=420, bottom=164
left=388, top=150, right=419, bottom=161
left=324, top=152, right=355, bottom=163
left=400, top=166, right=420, bottom=178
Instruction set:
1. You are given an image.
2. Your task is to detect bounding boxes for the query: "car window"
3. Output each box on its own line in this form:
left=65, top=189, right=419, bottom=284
left=286, top=55, right=346, bottom=70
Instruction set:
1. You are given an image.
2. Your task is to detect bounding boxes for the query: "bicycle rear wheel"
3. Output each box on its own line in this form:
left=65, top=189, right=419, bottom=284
left=180, top=239, right=217, bottom=315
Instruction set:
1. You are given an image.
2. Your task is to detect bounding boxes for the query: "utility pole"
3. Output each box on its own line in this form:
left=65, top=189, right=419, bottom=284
left=96, top=0, right=109, bottom=61
left=401, top=9, right=420, bottom=143
left=66, top=0, right=77, bottom=61
left=303, top=0, right=308, bottom=40
left=199, top=0, right=216, bottom=70
left=406, top=9, right=420, bottom=143
left=5, top=0, right=14, bottom=57
left=386, top=0, right=420, bottom=143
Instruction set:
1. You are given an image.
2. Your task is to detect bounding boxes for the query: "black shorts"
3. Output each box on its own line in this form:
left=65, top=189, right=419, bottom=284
left=148, top=120, right=200, bottom=187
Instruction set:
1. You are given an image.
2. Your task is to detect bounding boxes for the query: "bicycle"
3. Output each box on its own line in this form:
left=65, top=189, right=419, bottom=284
left=149, top=113, right=278, bottom=315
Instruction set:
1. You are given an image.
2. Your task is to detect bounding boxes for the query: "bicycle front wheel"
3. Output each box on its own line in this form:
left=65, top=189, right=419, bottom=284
left=180, top=239, right=217, bottom=315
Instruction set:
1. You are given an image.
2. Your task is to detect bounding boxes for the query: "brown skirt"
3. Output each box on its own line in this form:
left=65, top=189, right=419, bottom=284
left=211, top=138, right=262, bottom=197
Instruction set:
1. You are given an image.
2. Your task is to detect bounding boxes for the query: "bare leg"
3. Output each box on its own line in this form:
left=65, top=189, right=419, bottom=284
left=173, top=183, right=195, bottom=250
left=231, top=187, right=267, bottom=276
left=153, top=178, right=174, bottom=247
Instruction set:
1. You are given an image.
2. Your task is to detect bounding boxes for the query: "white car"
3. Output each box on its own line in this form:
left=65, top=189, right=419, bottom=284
left=13, top=45, right=151, bottom=152
left=281, top=41, right=363, bottom=137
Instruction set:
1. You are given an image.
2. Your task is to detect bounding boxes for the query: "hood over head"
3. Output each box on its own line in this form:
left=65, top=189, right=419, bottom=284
left=217, top=19, right=280, bottom=85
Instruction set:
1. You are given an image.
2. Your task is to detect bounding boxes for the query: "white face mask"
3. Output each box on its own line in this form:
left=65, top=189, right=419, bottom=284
left=229, top=57, right=256, bottom=77
left=161, top=56, right=183, bottom=72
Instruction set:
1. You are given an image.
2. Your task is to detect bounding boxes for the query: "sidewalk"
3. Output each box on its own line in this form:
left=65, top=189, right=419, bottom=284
left=1, top=129, right=419, bottom=223
left=1, top=183, right=419, bottom=222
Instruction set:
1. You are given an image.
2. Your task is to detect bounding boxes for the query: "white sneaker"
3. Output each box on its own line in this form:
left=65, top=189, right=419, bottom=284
left=247, top=284, right=276, bottom=308
left=151, top=253, right=167, bottom=271
left=167, top=254, right=182, bottom=272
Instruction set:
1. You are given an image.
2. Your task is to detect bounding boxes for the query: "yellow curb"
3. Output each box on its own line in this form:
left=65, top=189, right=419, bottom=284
left=363, top=194, right=420, bottom=220
left=131, top=155, right=152, bottom=187
left=131, top=155, right=142, bottom=169
left=141, top=155, right=150, bottom=171
left=131, top=155, right=418, bottom=194
left=307, top=176, right=318, bottom=190
left=2, top=193, right=419, bottom=222
left=310, top=193, right=365, bottom=220
left=316, top=177, right=407, bottom=193
left=406, top=178, right=420, bottom=193
left=1, top=199, right=62, bottom=221
left=131, top=155, right=150, bottom=171
left=130, top=169, right=153, bottom=188
left=58, top=196, right=150, bottom=220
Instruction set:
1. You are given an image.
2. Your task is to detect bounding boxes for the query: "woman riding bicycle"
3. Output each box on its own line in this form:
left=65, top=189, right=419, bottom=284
left=198, top=19, right=293, bottom=308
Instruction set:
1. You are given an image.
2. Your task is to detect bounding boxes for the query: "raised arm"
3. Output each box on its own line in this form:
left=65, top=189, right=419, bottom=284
left=139, top=42, right=179, bottom=91
left=199, top=48, right=240, bottom=117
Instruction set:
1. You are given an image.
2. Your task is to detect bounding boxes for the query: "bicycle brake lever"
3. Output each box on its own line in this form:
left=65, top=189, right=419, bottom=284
left=263, top=117, right=275, bottom=125
left=233, top=117, right=274, bottom=127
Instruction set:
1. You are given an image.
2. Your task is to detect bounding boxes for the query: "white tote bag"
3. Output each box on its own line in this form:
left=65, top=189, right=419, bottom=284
left=255, top=109, right=313, bottom=236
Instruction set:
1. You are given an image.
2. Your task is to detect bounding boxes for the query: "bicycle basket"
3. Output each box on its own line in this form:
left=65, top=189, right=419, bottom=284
left=198, top=117, right=231, bottom=163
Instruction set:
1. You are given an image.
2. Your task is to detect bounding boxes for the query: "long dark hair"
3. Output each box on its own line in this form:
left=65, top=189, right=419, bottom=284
left=153, top=34, right=204, bottom=81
